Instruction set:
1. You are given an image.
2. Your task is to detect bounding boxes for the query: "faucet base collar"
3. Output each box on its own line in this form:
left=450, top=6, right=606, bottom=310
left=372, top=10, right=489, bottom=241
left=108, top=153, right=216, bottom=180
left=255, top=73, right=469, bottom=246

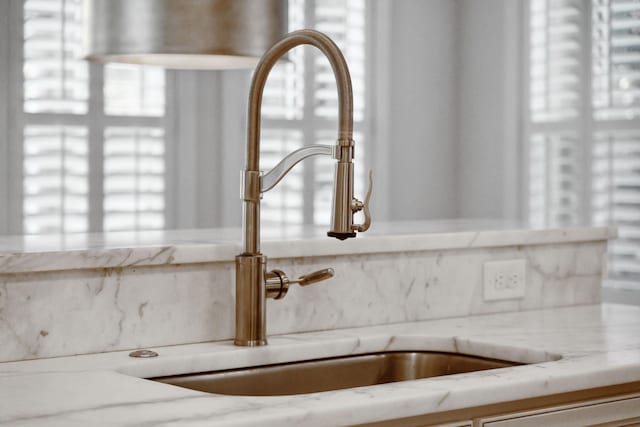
left=234, top=338, right=268, bottom=346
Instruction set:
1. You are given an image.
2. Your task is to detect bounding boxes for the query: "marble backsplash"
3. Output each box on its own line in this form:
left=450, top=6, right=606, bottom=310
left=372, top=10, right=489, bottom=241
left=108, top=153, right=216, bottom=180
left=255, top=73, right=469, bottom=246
left=0, top=239, right=606, bottom=362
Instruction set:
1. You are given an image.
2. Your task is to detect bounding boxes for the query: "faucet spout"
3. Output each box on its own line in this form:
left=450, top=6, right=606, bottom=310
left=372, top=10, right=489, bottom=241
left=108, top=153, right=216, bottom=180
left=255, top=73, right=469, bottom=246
left=243, top=29, right=355, bottom=255
left=246, top=30, right=353, bottom=173
left=235, top=29, right=370, bottom=347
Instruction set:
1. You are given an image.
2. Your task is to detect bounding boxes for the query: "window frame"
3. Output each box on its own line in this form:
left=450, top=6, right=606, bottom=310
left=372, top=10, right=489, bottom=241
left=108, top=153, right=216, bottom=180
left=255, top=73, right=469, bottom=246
left=522, top=0, right=640, bottom=291
left=3, top=0, right=175, bottom=235
left=0, top=0, right=383, bottom=234
left=521, top=0, right=594, bottom=228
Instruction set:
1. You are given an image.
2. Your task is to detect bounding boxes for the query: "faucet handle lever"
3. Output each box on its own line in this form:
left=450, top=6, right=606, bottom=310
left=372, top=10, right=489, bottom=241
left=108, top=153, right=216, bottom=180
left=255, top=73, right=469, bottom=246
left=265, top=268, right=334, bottom=300
left=352, top=170, right=372, bottom=233
left=293, top=268, right=335, bottom=286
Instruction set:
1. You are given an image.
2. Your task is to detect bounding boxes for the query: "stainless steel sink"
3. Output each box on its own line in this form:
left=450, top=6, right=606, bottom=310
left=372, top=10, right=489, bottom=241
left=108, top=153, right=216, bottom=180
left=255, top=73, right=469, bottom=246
left=152, top=351, right=519, bottom=396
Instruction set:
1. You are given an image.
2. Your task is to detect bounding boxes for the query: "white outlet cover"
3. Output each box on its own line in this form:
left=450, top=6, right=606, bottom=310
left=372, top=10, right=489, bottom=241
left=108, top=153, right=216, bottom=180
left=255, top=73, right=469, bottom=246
left=483, top=259, right=527, bottom=301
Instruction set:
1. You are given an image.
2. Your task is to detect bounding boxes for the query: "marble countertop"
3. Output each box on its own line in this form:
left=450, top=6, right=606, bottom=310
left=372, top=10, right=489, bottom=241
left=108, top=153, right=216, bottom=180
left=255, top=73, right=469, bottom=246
left=0, top=220, right=616, bottom=273
left=1, top=303, right=639, bottom=426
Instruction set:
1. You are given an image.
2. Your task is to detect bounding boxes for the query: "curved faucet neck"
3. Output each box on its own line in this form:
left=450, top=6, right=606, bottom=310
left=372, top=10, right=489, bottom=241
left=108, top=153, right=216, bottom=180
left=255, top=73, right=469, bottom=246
left=246, top=29, right=354, bottom=172
left=242, top=29, right=355, bottom=254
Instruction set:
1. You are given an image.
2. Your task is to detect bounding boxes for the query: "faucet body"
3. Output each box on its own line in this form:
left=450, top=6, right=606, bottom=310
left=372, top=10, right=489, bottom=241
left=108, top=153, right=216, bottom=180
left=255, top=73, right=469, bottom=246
left=235, top=29, right=370, bottom=346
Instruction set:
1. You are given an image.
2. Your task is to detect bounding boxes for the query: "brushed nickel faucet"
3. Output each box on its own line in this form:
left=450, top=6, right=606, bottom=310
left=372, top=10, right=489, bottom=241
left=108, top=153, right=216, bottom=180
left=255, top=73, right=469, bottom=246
left=235, top=29, right=371, bottom=346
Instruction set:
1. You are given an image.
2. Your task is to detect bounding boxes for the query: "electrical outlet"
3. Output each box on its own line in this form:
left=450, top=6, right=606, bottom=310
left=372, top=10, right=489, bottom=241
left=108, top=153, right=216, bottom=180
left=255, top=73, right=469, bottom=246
left=483, top=259, right=526, bottom=301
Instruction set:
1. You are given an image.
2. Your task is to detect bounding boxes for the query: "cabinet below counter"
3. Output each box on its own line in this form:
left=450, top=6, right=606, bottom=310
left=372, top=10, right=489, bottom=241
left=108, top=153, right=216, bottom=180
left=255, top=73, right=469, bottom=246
left=367, top=385, right=640, bottom=426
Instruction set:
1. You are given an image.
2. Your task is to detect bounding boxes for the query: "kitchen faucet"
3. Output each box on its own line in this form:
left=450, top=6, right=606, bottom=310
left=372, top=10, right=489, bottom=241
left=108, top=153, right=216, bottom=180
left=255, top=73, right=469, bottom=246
left=235, top=29, right=371, bottom=346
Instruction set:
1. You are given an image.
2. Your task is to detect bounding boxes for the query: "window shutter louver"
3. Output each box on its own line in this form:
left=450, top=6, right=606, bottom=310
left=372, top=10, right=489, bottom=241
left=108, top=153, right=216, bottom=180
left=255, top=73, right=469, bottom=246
left=23, top=125, right=88, bottom=234
left=22, top=0, right=89, bottom=235
left=20, top=0, right=167, bottom=235
left=593, top=0, right=640, bottom=120
left=313, top=0, right=366, bottom=121
left=592, top=130, right=640, bottom=283
left=529, top=0, right=640, bottom=286
left=528, top=0, right=586, bottom=228
left=529, top=0, right=584, bottom=123
left=261, top=0, right=305, bottom=122
left=102, top=64, right=167, bottom=232
left=260, top=130, right=305, bottom=226
left=23, top=0, right=88, bottom=114
left=103, top=127, right=166, bottom=231
left=529, top=133, right=582, bottom=227
left=18, top=0, right=364, bottom=234
left=591, top=0, right=640, bottom=285
left=104, top=64, right=165, bottom=117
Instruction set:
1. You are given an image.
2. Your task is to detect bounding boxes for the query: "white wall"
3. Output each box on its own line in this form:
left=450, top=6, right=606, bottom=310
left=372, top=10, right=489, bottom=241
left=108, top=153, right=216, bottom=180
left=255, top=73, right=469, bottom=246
left=379, top=0, right=522, bottom=223
left=169, top=71, right=251, bottom=229
left=170, top=71, right=224, bottom=229
left=387, top=0, right=459, bottom=220
left=455, top=0, right=522, bottom=220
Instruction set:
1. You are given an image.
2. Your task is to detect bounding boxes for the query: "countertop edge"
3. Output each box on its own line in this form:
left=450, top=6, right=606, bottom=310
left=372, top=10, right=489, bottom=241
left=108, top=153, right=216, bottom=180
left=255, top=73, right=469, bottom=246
left=0, top=224, right=617, bottom=274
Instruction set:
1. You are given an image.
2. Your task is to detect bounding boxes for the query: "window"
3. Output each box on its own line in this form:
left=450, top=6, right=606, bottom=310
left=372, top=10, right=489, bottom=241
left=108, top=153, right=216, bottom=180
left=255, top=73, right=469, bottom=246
left=527, top=0, right=640, bottom=286
left=3, top=0, right=370, bottom=235
left=261, top=0, right=368, bottom=227
left=12, top=0, right=168, bottom=235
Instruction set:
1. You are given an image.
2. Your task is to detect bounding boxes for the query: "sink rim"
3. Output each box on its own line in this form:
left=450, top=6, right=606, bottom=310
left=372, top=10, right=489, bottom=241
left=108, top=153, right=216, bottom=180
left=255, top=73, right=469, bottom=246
left=151, top=350, right=526, bottom=396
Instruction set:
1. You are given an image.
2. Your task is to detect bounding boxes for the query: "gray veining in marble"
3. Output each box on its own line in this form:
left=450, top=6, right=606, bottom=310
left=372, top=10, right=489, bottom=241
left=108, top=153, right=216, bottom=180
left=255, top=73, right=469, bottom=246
left=1, top=304, right=639, bottom=426
left=0, top=221, right=615, bottom=273
left=0, top=238, right=607, bottom=362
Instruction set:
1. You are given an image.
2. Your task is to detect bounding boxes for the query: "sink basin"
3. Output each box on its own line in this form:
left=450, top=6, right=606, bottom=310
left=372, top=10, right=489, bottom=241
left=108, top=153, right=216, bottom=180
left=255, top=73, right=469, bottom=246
left=152, top=351, right=520, bottom=396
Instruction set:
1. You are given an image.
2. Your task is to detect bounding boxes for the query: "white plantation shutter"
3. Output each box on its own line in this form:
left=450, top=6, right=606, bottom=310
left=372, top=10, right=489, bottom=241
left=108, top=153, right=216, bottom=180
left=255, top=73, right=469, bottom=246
left=592, top=0, right=640, bottom=120
left=313, top=0, right=366, bottom=122
left=102, top=63, right=166, bottom=232
left=260, top=129, right=305, bottom=225
left=591, top=0, right=640, bottom=284
left=261, top=0, right=368, bottom=227
left=18, top=0, right=167, bottom=235
left=104, top=64, right=165, bottom=117
left=592, top=130, right=640, bottom=283
left=261, top=0, right=305, bottom=121
left=22, top=125, right=88, bottom=234
left=528, top=133, right=582, bottom=228
left=529, top=0, right=584, bottom=123
left=13, top=0, right=367, bottom=234
left=528, top=0, right=586, bottom=228
left=528, top=0, right=640, bottom=286
left=23, top=0, right=88, bottom=114
left=103, top=127, right=165, bottom=231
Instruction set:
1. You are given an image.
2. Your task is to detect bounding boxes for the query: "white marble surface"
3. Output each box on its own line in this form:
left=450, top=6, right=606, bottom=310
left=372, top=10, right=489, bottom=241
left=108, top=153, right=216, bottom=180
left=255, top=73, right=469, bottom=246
left=0, top=240, right=607, bottom=362
left=0, top=220, right=616, bottom=273
left=1, top=304, right=640, bottom=426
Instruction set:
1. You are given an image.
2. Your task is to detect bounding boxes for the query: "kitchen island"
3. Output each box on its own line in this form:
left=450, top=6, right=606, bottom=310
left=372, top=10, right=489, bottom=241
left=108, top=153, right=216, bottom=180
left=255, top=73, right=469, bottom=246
left=0, top=221, right=631, bottom=425
left=1, top=304, right=639, bottom=426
